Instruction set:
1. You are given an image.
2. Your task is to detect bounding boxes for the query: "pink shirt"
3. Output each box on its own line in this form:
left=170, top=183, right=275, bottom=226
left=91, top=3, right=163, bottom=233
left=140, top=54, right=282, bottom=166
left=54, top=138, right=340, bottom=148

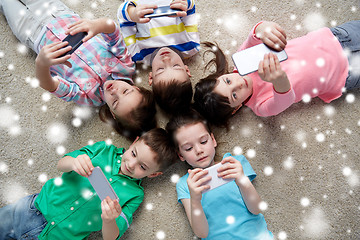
left=238, top=23, right=348, bottom=117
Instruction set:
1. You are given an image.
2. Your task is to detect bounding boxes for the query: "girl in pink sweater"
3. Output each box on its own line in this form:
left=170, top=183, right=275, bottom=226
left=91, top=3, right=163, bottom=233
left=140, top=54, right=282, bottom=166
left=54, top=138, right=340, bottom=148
left=193, top=21, right=360, bottom=126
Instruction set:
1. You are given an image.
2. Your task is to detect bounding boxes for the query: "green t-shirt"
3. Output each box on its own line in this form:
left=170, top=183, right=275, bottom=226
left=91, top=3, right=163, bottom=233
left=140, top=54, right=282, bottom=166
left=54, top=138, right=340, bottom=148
left=35, top=141, right=144, bottom=239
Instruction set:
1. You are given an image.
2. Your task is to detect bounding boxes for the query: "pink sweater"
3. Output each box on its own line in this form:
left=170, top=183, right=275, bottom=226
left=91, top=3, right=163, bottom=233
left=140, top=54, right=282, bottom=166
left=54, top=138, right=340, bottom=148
left=238, top=23, right=348, bottom=117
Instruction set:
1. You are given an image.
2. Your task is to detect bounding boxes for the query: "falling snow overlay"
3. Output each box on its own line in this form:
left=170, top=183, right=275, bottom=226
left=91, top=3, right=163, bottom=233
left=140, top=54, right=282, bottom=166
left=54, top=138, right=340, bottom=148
left=1, top=0, right=360, bottom=239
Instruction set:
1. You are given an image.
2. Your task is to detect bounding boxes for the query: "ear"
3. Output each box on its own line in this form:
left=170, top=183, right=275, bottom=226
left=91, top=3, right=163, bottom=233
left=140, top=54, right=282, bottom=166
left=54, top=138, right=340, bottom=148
left=232, top=104, right=242, bottom=115
left=184, top=65, right=192, bottom=77
left=148, top=72, right=153, bottom=86
left=147, top=171, right=163, bottom=178
left=177, top=152, right=186, bottom=162
left=210, top=133, right=217, bottom=148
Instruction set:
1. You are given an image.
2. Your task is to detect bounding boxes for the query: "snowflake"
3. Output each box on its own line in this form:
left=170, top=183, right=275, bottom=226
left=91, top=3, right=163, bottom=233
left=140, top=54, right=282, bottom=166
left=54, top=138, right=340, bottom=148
left=290, top=14, right=296, bottom=20
left=171, top=174, right=180, bottom=183
left=226, top=215, right=235, bottom=224
left=73, top=106, right=92, bottom=119
left=136, top=77, right=142, bottom=84
left=38, top=173, right=48, bottom=183
left=345, top=93, right=355, bottom=103
left=259, top=201, right=268, bottom=211
left=250, top=6, right=257, bottom=12
left=302, top=94, right=311, bottom=103
left=3, top=183, right=28, bottom=204
left=316, top=58, right=325, bottom=67
left=105, top=139, right=113, bottom=145
left=56, top=145, right=66, bottom=155
left=0, top=105, right=19, bottom=128
left=54, top=177, right=63, bottom=186
left=72, top=118, right=82, bottom=127
left=28, top=159, right=34, bottom=166
left=315, top=133, right=325, bottom=142
left=302, top=207, right=330, bottom=237
left=46, top=123, right=68, bottom=144
left=264, top=166, right=273, bottom=176
left=8, top=64, right=14, bottom=70
left=146, top=203, right=153, bottom=210
left=0, top=161, right=9, bottom=173
left=156, top=231, right=166, bottom=240
left=278, top=231, right=287, bottom=240
left=233, top=146, right=243, bottom=155
left=246, top=149, right=256, bottom=159
left=300, top=197, right=310, bottom=207
left=283, top=156, right=294, bottom=170
left=303, top=12, right=326, bottom=31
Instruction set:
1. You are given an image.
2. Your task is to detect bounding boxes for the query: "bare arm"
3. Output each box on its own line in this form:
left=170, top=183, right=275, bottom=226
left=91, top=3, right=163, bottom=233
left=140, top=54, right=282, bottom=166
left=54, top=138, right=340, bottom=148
left=183, top=169, right=211, bottom=238
left=218, top=157, right=261, bottom=215
left=101, top=197, right=122, bottom=240
left=57, top=154, right=94, bottom=177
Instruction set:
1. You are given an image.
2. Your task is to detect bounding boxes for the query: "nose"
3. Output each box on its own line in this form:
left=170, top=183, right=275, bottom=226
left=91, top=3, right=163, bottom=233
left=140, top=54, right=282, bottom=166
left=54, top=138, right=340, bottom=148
left=234, top=79, right=243, bottom=90
left=194, top=144, right=204, bottom=155
left=128, top=159, right=136, bottom=170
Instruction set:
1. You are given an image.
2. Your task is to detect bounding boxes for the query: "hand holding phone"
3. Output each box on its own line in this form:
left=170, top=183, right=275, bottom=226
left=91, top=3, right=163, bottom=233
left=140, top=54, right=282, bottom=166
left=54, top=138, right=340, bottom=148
left=88, top=167, right=119, bottom=201
left=232, top=43, right=288, bottom=76
left=201, top=162, right=234, bottom=193
left=144, top=6, right=181, bottom=18
left=58, top=32, right=87, bottom=58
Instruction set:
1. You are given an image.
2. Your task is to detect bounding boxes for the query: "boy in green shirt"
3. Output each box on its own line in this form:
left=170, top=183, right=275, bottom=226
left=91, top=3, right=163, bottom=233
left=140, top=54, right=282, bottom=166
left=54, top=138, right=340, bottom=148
left=0, top=128, right=177, bottom=240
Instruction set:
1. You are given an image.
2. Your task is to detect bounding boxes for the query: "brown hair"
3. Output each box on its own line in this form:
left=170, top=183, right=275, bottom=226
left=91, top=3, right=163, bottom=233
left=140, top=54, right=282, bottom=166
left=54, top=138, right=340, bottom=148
left=193, top=42, right=235, bottom=127
left=140, top=128, right=178, bottom=171
left=152, top=79, right=193, bottom=115
left=166, top=108, right=211, bottom=150
left=99, top=87, right=157, bottom=141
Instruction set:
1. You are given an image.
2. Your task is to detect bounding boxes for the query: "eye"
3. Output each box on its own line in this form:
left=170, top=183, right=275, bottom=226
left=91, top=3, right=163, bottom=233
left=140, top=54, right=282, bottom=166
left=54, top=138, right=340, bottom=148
left=131, top=151, right=136, bottom=157
left=200, top=139, right=208, bottom=144
left=173, top=64, right=180, bottom=67
left=185, top=147, right=193, bottom=152
left=123, top=89, right=128, bottom=94
left=226, top=78, right=231, bottom=84
left=113, top=99, right=118, bottom=107
left=140, top=165, right=146, bottom=170
left=232, top=92, right=237, bottom=99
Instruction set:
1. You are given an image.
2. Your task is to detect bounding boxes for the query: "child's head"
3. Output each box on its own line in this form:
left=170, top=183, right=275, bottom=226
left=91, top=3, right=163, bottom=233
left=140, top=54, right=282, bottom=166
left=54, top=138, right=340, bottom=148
left=149, top=47, right=193, bottom=114
left=193, top=42, right=253, bottom=127
left=120, top=128, right=178, bottom=179
left=100, top=80, right=157, bottom=140
left=166, top=110, right=217, bottom=169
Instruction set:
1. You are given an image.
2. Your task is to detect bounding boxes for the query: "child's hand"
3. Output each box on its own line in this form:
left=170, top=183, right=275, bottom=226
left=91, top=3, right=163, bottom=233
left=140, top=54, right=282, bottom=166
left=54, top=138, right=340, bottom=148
left=65, top=18, right=115, bottom=42
left=187, top=169, right=211, bottom=202
left=170, top=0, right=188, bottom=17
left=217, top=157, right=245, bottom=185
left=72, top=154, right=94, bottom=177
left=255, top=21, right=287, bottom=51
left=258, top=53, right=291, bottom=93
left=36, top=42, right=72, bottom=68
left=101, top=196, right=122, bottom=223
left=128, top=4, right=158, bottom=23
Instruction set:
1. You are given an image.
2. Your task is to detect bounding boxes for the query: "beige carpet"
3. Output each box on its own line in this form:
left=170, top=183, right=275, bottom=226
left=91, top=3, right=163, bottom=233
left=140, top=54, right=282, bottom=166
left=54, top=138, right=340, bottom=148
left=1, top=0, right=360, bottom=239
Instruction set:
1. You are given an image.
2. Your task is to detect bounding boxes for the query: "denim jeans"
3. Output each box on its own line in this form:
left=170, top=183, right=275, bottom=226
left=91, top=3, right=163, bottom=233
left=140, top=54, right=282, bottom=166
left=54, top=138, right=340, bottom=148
left=0, top=194, right=47, bottom=240
left=330, top=20, right=360, bottom=90
left=0, top=0, right=75, bottom=52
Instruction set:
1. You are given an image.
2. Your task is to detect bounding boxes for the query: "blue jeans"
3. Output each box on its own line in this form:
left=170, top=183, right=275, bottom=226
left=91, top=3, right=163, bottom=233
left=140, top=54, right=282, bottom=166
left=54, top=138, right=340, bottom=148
left=0, top=0, right=75, bottom=52
left=330, top=20, right=360, bottom=90
left=0, top=194, right=47, bottom=240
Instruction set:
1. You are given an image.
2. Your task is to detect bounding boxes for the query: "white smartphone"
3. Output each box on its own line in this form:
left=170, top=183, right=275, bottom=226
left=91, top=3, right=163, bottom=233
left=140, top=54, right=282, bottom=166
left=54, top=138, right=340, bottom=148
left=87, top=167, right=119, bottom=201
left=232, top=43, right=288, bottom=76
left=201, top=163, right=234, bottom=193
left=144, top=6, right=180, bottom=18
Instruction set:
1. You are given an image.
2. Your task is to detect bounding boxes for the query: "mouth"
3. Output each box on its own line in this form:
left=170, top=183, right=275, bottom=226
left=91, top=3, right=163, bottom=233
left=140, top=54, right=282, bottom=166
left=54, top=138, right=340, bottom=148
left=197, top=156, right=208, bottom=162
left=243, top=79, right=248, bottom=87
left=106, top=83, right=113, bottom=91
left=160, top=51, right=170, bottom=56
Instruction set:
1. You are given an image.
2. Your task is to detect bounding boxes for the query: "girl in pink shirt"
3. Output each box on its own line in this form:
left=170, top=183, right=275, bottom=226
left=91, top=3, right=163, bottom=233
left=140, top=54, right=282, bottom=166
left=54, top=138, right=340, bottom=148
left=193, top=21, right=360, bottom=127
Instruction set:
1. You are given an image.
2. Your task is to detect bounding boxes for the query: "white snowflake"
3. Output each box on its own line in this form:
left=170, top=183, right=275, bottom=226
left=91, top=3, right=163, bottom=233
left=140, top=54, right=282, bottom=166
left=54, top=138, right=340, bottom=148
left=46, top=123, right=68, bottom=144
left=283, top=156, right=294, bottom=170
left=278, top=231, right=287, bottom=240
left=56, top=145, right=66, bottom=155
left=0, top=161, right=9, bottom=173
left=73, top=106, right=92, bottom=119
left=226, top=215, right=235, bottom=224
left=146, top=203, right=153, bottom=211
left=264, top=166, right=273, bottom=176
left=315, top=133, right=325, bottom=142
left=171, top=174, right=180, bottom=183
left=259, top=201, right=268, bottom=211
left=303, top=13, right=326, bottom=31
left=300, top=197, right=310, bottom=207
left=246, top=149, right=256, bottom=159
left=72, top=118, right=82, bottom=127
left=233, top=146, right=243, bottom=155
left=156, top=231, right=166, bottom=240
left=302, top=207, right=330, bottom=237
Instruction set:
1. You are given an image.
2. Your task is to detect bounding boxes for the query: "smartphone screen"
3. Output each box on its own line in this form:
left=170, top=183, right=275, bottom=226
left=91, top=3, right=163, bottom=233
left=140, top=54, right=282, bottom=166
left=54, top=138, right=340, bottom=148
left=201, top=163, right=234, bottom=193
left=59, top=32, right=87, bottom=58
left=144, top=6, right=180, bottom=18
left=87, top=167, right=119, bottom=201
left=232, top=43, right=288, bottom=76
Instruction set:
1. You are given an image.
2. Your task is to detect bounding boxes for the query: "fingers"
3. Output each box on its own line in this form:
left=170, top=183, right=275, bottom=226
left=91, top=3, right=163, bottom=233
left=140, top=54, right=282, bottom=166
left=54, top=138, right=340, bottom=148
left=75, top=155, right=94, bottom=177
left=82, top=32, right=93, bottom=42
left=65, top=20, right=84, bottom=34
left=101, top=197, right=122, bottom=220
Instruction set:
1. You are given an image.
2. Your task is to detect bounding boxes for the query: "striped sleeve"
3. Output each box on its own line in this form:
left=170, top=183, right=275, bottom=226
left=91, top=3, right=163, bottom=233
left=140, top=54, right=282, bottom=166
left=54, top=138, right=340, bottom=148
left=117, top=1, right=137, bottom=25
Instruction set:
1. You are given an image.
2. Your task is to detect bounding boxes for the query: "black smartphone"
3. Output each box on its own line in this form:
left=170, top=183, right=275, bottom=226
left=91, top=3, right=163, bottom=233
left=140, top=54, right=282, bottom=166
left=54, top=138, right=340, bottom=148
left=59, top=32, right=87, bottom=58
left=144, top=6, right=180, bottom=18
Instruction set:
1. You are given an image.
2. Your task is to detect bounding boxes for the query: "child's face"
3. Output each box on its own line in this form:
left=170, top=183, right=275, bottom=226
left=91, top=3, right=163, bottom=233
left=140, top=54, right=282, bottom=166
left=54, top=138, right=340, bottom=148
left=149, top=47, right=191, bottom=86
left=213, top=73, right=253, bottom=110
left=103, top=80, right=143, bottom=120
left=175, top=122, right=217, bottom=169
left=120, top=139, right=161, bottom=179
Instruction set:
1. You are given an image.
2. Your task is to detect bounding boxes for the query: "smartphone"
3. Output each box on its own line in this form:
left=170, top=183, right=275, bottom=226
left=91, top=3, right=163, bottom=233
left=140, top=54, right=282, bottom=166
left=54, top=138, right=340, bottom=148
left=59, top=32, right=87, bottom=58
left=144, top=6, right=180, bottom=18
left=87, top=167, right=119, bottom=201
left=232, top=43, right=288, bottom=76
left=201, top=163, right=234, bottom=193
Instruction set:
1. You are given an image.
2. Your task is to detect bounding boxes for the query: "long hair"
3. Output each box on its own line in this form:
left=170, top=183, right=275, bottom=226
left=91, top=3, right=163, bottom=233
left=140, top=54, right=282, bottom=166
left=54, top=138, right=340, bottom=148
left=99, top=87, right=157, bottom=140
left=193, top=42, right=235, bottom=127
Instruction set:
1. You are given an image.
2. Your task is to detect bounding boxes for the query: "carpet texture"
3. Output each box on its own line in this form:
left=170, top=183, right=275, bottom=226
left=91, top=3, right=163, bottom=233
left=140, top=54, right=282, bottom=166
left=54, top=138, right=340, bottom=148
left=0, top=0, right=359, bottom=239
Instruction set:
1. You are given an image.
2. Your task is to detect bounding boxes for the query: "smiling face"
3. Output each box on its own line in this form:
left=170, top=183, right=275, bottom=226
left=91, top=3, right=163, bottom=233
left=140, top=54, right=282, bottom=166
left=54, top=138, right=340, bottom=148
left=149, top=47, right=191, bottom=86
left=120, top=139, right=160, bottom=179
left=213, top=73, right=253, bottom=110
left=175, top=122, right=217, bottom=169
left=103, top=80, right=143, bottom=120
